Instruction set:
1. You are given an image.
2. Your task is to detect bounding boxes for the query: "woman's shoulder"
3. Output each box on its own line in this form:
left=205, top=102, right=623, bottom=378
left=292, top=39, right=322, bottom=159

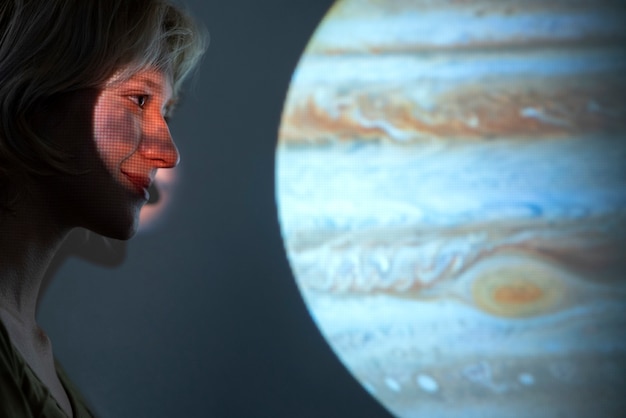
left=0, top=317, right=22, bottom=374
left=0, top=318, right=94, bottom=418
left=0, top=317, right=42, bottom=417
left=55, top=360, right=98, bottom=418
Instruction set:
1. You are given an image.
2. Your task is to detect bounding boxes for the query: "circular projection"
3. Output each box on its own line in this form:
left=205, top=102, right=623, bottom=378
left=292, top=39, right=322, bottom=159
left=275, top=1, right=626, bottom=417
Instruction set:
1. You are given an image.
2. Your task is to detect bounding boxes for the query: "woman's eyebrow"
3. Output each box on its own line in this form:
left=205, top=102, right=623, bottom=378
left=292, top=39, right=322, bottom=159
left=130, top=77, right=170, bottom=96
left=139, top=78, right=161, bottom=91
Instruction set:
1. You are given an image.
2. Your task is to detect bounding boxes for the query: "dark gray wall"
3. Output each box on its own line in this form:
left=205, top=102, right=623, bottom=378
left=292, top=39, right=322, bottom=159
left=38, top=1, right=393, bottom=417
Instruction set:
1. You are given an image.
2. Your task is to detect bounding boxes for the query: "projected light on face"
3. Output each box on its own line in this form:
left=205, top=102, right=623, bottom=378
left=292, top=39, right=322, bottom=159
left=275, top=1, right=626, bottom=417
left=89, top=69, right=179, bottom=236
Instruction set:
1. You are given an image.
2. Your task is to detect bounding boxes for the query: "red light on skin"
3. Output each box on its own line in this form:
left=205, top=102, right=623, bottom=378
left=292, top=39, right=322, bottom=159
left=138, top=167, right=178, bottom=232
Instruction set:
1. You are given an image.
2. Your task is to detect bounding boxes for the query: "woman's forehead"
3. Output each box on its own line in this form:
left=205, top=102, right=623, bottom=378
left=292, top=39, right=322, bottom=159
left=106, top=68, right=173, bottom=92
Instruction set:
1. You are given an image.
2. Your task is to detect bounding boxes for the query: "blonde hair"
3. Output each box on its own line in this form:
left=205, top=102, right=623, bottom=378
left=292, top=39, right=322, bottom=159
left=0, top=0, right=207, bottom=209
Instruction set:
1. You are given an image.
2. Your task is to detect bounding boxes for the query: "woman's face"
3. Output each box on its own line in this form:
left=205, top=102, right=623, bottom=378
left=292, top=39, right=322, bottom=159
left=41, top=69, right=179, bottom=239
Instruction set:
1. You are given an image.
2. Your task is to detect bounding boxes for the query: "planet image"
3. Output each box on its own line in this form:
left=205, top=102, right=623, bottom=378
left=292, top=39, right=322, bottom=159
left=275, top=1, right=626, bottom=417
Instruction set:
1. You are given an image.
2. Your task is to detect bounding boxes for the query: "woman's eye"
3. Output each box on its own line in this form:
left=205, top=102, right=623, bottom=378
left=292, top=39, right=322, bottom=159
left=130, top=94, right=149, bottom=108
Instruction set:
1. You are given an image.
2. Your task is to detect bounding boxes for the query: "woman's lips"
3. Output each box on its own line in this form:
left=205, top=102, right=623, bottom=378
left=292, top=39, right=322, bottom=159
left=123, top=173, right=152, bottom=199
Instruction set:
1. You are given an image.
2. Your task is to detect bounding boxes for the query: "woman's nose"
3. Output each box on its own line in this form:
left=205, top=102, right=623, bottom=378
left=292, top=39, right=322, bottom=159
left=139, top=117, right=180, bottom=168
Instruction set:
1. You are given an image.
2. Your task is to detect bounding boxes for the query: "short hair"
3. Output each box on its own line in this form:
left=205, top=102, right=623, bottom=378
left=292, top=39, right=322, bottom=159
left=0, top=0, right=208, bottom=209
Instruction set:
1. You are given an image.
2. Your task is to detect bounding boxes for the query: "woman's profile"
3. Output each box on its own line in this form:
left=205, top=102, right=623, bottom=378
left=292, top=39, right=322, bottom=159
left=0, top=0, right=207, bottom=416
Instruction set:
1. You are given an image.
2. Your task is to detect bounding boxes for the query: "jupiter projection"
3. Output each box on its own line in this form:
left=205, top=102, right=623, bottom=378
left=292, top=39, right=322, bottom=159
left=275, top=1, right=626, bottom=417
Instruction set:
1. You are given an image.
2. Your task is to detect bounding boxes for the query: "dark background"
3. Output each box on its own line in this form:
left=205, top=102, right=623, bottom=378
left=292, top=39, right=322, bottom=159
left=38, top=1, right=394, bottom=417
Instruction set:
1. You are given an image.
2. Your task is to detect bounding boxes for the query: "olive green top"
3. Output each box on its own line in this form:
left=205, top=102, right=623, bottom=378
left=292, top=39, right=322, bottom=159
left=0, top=321, right=96, bottom=418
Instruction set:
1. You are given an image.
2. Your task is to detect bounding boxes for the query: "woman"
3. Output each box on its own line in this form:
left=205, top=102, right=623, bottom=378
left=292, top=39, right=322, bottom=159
left=0, top=0, right=207, bottom=416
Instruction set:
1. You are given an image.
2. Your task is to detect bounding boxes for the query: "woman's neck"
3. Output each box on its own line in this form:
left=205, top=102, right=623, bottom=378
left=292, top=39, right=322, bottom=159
left=0, top=197, right=71, bottom=326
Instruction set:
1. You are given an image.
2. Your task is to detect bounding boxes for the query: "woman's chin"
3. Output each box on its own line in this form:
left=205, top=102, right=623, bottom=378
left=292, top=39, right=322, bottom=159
left=107, top=223, right=139, bottom=241
left=91, top=222, right=138, bottom=241
left=84, top=205, right=142, bottom=241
